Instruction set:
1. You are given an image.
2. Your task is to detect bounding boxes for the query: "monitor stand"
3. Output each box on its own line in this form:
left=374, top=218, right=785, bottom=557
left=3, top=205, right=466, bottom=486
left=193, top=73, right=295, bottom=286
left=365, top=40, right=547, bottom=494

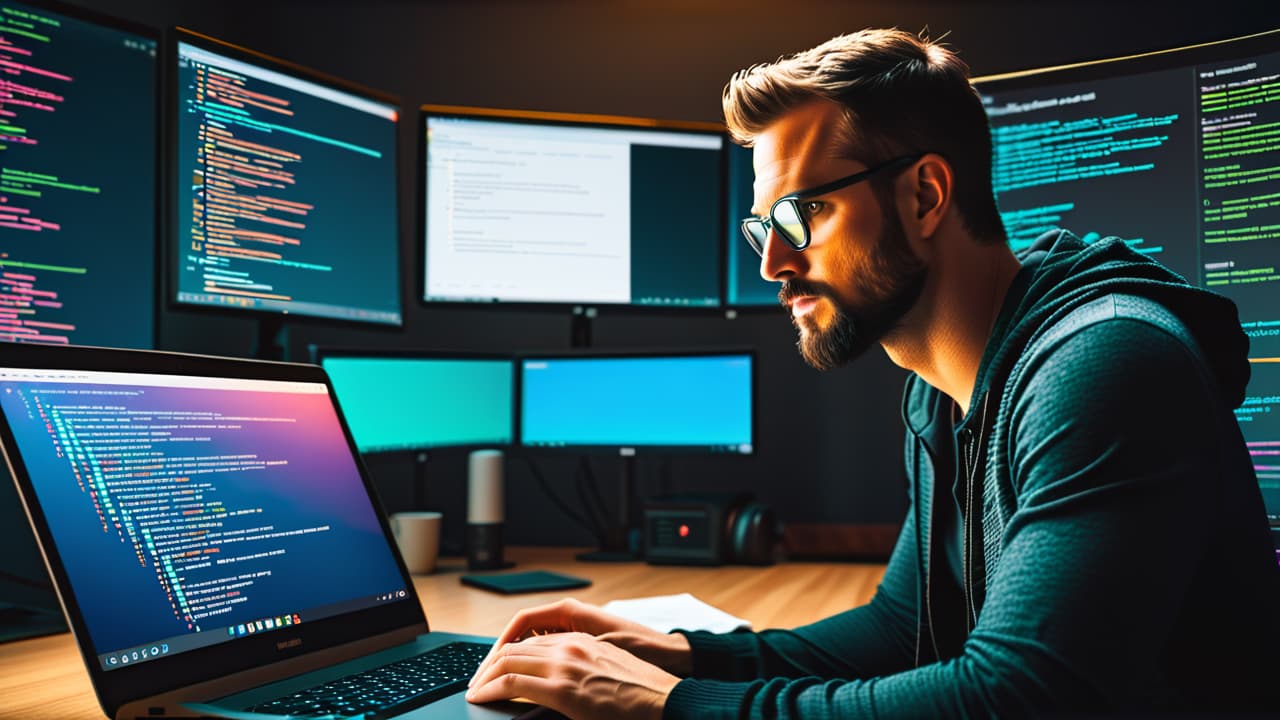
left=576, top=454, right=640, bottom=562
left=413, top=451, right=430, bottom=510
left=570, top=306, right=596, bottom=349
left=253, top=316, right=290, bottom=361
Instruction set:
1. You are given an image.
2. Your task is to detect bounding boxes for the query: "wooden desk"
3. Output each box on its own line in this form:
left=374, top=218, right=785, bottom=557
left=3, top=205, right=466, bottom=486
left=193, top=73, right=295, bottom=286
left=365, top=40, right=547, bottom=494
left=0, top=547, right=886, bottom=719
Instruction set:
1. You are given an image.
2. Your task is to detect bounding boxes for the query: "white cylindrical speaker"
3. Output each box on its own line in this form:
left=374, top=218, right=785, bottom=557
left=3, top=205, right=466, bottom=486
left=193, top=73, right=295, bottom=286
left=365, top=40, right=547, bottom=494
left=466, top=449, right=506, bottom=569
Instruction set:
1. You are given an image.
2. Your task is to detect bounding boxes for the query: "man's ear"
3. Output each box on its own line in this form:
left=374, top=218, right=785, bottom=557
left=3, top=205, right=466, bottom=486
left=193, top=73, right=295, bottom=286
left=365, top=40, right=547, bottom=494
left=907, top=153, right=953, bottom=239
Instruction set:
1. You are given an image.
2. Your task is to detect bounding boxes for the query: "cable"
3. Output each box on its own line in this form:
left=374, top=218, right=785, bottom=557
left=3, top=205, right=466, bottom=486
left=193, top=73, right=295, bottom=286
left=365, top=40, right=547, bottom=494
left=521, top=454, right=600, bottom=540
left=0, top=570, right=56, bottom=594
left=575, top=456, right=612, bottom=539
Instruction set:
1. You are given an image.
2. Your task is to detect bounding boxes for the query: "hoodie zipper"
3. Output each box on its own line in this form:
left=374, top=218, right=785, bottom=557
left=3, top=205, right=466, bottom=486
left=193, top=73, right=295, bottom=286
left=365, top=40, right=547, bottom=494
left=960, top=392, right=991, bottom=632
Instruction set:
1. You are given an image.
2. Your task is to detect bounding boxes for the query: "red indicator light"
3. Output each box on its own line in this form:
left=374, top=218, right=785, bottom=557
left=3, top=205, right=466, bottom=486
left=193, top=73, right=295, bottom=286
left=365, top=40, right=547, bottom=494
left=679, top=524, right=690, bottom=538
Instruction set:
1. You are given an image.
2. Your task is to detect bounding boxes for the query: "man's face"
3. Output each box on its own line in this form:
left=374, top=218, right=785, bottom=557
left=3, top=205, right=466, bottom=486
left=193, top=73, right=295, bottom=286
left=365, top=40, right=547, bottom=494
left=751, top=101, right=926, bottom=370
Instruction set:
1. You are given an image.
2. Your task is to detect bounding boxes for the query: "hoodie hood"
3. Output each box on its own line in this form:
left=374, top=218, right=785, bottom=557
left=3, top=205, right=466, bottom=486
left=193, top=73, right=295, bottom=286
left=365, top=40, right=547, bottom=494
left=971, top=229, right=1251, bottom=413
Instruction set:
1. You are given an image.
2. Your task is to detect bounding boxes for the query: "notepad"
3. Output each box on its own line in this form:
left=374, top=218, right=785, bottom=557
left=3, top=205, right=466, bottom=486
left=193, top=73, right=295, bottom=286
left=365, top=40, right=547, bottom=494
left=602, top=593, right=751, bottom=634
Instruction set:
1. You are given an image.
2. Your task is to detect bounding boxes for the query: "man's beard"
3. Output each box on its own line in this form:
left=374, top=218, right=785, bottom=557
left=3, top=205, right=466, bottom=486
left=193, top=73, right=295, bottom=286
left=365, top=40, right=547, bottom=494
left=779, top=203, right=927, bottom=371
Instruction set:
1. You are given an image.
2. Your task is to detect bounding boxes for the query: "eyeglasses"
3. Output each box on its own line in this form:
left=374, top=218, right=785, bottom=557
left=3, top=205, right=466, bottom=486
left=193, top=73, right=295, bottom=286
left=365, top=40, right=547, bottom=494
left=740, top=153, right=924, bottom=256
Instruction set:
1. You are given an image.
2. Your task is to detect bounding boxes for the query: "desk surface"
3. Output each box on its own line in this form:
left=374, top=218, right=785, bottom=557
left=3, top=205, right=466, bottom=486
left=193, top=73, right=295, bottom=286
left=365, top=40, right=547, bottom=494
left=0, top=547, right=886, bottom=720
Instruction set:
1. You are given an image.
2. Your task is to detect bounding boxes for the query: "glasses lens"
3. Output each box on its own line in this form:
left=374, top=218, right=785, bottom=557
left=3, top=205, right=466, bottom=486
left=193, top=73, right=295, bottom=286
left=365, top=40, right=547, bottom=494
left=771, top=200, right=807, bottom=249
left=741, top=219, right=768, bottom=256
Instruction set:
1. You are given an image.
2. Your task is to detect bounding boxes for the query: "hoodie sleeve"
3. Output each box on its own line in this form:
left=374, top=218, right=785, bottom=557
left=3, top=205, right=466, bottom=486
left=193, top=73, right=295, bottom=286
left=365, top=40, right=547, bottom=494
left=674, top=501, right=920, bottom=685
left=663, top=309, right=1241, bottom=718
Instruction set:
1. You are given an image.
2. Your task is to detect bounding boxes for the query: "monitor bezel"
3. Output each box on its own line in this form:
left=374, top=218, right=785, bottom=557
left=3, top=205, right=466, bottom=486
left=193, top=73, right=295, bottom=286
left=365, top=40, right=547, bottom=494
left=971, top=27, right=1280, bottom=95
left=0, top=0, right=162, bottom=350
left=417, top=104, right=728, bottom=313
left=514, top=346, right=757, bottom=457
left=309, top=345, right=517, bottom=455
left=164, top=27, right=406, bottom=330
left=0, top=343, right=428, bottom=717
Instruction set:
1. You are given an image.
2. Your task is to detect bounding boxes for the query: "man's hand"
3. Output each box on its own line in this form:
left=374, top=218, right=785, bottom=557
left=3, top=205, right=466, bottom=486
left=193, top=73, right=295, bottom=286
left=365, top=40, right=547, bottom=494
left=469, top=597, right=692, bottom=684
left=465, top=631, right=681, bottom=720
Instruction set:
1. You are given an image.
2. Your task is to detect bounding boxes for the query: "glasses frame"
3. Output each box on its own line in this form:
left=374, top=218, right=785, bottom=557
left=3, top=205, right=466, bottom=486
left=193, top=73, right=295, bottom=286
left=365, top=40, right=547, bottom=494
left=740, top=152, right=925, bottom=256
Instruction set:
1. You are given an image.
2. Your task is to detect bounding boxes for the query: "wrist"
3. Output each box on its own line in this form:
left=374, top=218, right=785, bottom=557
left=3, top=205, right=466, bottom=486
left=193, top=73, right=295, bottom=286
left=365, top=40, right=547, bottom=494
left=663, top=631, right=693, bottom=676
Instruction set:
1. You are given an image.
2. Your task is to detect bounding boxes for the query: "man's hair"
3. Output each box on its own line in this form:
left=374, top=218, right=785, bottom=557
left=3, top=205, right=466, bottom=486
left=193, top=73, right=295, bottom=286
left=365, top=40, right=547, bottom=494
left=723, top=28, right=1006, bottom=242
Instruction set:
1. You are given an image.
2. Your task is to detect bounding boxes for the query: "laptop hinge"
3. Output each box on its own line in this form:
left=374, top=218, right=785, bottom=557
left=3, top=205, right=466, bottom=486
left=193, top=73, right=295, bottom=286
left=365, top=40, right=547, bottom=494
left=114, top=624, right=424, bottom=719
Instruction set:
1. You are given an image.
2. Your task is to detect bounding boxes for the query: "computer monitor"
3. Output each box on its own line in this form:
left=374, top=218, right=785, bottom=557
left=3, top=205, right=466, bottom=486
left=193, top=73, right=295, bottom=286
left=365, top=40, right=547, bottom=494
left=724, top=143, right=783, bottom=308
left=0, top=0, right=157, bottom=348
left=314, top=349, right=515, bottom=455
left=169, top=29, right=403, bottom=347
left=0, top=0, right=161, bottom=644
left=518, top=350, right=754, bottom=455
left=973, top=28, right=1280, bottom=524
left=518, top=349, right=753, bottom=561
left=421, top=106, right=724, bottom=308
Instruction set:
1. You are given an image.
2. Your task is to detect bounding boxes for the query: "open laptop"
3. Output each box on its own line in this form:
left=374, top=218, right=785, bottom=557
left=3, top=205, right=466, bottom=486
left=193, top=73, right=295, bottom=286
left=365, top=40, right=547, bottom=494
left=0, top=344, right=534, bottom=720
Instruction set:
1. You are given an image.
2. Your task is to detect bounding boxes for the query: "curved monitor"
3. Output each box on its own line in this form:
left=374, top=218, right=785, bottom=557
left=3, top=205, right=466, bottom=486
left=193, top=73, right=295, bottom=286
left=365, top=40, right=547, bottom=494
left=517, top=350, right=754, bottom=455
left=421, top=106, right=724, bottom=308
left=314, top=348, right=514, bottom=454
left=170, top=29, right=402, bottom=327
left=973, top=28, right=1280, bottom=521
left=0, top=0, right=157, bottom=347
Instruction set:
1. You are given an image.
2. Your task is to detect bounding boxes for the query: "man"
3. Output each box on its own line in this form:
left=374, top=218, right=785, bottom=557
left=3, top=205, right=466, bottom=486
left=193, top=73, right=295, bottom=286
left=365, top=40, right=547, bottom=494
left=467, top=29, right=1280, bottom=718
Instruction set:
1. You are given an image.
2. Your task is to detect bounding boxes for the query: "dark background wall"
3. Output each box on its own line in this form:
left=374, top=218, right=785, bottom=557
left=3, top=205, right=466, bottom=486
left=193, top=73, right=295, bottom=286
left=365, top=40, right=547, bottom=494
left=56, top=0, right=1280, bottom=553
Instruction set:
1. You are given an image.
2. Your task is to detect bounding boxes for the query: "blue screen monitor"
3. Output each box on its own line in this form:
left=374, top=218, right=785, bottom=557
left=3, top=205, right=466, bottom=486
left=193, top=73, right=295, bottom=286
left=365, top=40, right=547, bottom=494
left=973, top=28, right=1280, bottom=521
left=518, top=351, right=754, bottom=454
left=725, top=143, right=783, bottom=308
left=0, top=0, right=156, bottom=347
left=171, top=29, right=402, bottom=326
left=422, top=106, right=724, bottom=308
left=316, top=349, right=514, bottom=454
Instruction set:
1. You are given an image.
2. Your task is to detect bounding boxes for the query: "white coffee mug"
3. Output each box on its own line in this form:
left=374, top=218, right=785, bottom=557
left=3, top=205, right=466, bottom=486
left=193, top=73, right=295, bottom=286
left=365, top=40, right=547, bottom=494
left=389, top=511, right=442, bottom=575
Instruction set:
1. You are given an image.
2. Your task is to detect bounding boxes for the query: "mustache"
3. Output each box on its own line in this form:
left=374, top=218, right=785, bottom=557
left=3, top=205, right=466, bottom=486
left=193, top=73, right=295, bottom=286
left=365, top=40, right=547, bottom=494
left=778, top=279, right=838, bottom=306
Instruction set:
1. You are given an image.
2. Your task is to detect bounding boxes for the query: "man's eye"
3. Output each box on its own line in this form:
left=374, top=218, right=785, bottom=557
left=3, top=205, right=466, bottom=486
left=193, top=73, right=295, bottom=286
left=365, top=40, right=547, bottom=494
left=802, top=201, right=825, bottom=218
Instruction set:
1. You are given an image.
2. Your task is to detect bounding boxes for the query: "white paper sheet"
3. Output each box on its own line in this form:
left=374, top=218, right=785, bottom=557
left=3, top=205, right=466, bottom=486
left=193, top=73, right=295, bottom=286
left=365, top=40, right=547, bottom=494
left=603, top=592, right=751, bottom=634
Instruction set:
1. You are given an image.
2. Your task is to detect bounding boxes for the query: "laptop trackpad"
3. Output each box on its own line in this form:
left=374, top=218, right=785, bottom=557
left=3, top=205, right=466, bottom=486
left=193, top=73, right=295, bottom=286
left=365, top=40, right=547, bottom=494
left=398, top=693, right=560, bottom=719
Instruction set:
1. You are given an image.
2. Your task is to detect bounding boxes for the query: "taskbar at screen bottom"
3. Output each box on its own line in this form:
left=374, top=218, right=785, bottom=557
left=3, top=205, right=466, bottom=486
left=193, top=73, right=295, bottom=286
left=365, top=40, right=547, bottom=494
left=520, top=442, right=753, bottom=455
left=96, top=587, right=408, bottom=672
left=176, top=292, right=402, bottom=326
left=422, top=294, right=720, bottom=308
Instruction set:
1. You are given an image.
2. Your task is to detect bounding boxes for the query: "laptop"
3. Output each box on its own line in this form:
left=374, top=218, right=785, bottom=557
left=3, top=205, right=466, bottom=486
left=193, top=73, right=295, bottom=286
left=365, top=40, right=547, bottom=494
left=0, top=344, right=536, bottom=720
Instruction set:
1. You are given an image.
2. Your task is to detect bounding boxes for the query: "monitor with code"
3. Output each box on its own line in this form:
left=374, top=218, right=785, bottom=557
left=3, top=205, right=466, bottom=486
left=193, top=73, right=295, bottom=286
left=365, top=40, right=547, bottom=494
left=973, top=28, right=1280, bottom=521
left=422, top=107, right=724, bottom=308
left=171, top=29, right=402, bottom=326
left=0, top=0, right=157, bottom=347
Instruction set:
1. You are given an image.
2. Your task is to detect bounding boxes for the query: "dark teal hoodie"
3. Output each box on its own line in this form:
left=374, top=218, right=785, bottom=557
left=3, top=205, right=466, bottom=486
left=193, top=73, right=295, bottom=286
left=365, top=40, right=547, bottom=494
left=665, top=230, right=1280, bottom=718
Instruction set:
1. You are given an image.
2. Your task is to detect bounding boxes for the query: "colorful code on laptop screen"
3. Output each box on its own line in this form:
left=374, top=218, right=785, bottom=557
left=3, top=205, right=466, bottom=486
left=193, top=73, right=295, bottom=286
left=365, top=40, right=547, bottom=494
left=0, top=368, right=406, bottom=670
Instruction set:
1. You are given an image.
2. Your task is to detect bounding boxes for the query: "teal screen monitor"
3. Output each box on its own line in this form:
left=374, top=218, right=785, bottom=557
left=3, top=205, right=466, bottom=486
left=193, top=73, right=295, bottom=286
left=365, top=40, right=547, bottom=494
left=518, top=351, right=755, bottom=455
left=725, top=144, right=783, bottom=307
left=316, top=350, right=514, bottom=454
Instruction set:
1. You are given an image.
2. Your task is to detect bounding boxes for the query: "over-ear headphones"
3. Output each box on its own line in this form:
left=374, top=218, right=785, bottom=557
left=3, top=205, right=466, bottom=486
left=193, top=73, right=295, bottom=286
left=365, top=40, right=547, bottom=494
left=723, top=495, right=778, bottom=565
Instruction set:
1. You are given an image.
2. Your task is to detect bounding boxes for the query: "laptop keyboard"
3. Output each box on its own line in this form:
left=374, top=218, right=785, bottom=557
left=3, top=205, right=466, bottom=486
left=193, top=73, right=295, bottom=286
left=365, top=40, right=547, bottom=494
left=247, top=640, right=490, bottom=718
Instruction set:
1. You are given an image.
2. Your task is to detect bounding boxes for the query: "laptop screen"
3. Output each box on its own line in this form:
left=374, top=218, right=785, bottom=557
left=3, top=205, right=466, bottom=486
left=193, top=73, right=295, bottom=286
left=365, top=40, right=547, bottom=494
left=0, top=367, right=408, bottom=672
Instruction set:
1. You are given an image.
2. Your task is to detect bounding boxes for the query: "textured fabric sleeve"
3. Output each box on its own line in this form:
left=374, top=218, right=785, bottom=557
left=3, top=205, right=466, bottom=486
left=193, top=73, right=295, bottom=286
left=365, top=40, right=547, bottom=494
left=663, top=500, right=921, bottom=717
left=678, top=501, right=920, bottom=682
left=666, top=313, right=1228, bottom=718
